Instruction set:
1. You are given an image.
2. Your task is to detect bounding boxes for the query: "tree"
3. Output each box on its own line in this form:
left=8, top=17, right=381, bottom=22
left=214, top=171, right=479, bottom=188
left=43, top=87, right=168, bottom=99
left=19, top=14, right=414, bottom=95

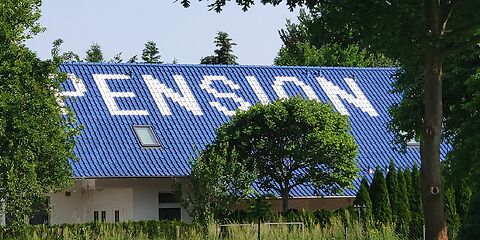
left=128, top=55, right=138, bottom=63
left=410, top=164, right=424, bottom=233
left=444, top=185, right=460, bottom=239
left=85, top=43, right=103, bottom=62
left=110, top=52, right=123, bottom=63
left=397, top=170, right=412, bottom=235
left=141, top=41, right=162, bottom=63
left=51, top=39, right=81, bottom=62
left=175, top=146, right=254, bottom=226
left=353, top=177, right=373, bottom=224
left=0, top=0, right=79, bottom=232
left=386, top=161, right=399, bottom=219
left=274, top=10, right=393, bottom=67
left=369, top=167, right=392, bottom=224
left=200, top=31, right=237, bottom=64
left=184, top=0, right=480, bottom=238
left=460, top=190, right=480, bottom=239
left=211, top=97, right=358, bottom=212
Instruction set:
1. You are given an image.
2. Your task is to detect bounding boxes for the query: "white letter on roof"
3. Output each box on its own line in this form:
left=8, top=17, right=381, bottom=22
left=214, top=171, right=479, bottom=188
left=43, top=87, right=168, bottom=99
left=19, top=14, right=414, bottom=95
left=93, top=74, right=149, bottom=116
left=272, top=76, right=319, bottom=100
left=245, top=76, right=270, bottom=105
left=57, top=73, right=87, bottom=114
left=143, top=75, right=203, bottom=116
left=316, top=77, right=379, bottom=117
left=200, top=75, right=251, bottom=116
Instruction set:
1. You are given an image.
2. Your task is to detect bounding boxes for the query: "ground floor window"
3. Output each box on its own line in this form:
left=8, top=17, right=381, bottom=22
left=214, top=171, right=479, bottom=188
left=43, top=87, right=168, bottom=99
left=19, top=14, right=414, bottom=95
left=158, top=192, right=181, bottom=220
left=158, top=208, right=181, bottom=221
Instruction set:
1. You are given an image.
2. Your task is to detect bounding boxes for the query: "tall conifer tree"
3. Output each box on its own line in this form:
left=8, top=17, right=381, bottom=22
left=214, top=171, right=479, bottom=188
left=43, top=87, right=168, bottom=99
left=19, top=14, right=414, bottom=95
left=410, top=164, right=423, bottom=228
left=354, top=177, right=373, bottom=224
left=386, top=161, right=399, bottom=218
left=141, top=41, right=162, bottom=63
left=369, top=167, right=392, bottom=224
left=85, top=43, right=103, bottom=62
left=397, top=170, right=412, bottom=235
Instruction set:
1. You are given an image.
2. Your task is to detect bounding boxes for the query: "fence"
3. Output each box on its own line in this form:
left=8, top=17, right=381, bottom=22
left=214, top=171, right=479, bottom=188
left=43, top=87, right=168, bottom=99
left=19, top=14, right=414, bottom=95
left=217, top=222, right=305, bottom=239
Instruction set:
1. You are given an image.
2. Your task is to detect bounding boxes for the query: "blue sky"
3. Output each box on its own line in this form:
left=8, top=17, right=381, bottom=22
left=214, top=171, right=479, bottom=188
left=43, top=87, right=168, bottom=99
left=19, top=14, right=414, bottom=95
left=26, top=0, right=299, bottom=65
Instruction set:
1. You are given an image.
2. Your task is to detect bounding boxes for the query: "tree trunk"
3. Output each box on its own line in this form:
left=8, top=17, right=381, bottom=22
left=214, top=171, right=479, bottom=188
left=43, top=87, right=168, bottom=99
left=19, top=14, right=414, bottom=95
left=421, top=52, right=448, bottom=240
left=281, top=189, right=289, bottom=213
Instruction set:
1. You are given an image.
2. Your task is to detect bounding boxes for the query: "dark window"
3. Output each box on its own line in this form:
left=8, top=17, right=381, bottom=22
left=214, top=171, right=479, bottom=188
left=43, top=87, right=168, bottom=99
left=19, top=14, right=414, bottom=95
left=93, top=211, right=99, bottom=222
left=133, top=126, right=160, bottom=147
left=159, top=208, right=181, bottom=221
left=159, top=193, right=178, bottom=203
left=101, top=211, right=106, bottom=222
left=114, top=210, right=120, bottom=223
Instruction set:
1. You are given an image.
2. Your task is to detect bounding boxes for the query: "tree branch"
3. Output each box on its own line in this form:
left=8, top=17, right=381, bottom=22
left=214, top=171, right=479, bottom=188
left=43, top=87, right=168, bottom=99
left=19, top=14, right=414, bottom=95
left=445, top=21, right=480, bottom=38
left=440, top=34, right=480, bottom=58
left=441, top=0, right=461, bottom=33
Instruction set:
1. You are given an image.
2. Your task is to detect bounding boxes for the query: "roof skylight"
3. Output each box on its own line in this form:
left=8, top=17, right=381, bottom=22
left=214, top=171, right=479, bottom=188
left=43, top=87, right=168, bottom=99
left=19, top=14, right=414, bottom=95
left=133, top=125, right=160, bottom=147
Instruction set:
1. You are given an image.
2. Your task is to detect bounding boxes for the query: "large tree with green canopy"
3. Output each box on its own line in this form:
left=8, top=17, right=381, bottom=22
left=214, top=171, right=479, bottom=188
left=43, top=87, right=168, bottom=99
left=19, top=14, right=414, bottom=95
left=206, top=97, right=358, bottom=212
left=181, top=1, right=480, bottom=238
left=0, top=0, right=80, bottom=233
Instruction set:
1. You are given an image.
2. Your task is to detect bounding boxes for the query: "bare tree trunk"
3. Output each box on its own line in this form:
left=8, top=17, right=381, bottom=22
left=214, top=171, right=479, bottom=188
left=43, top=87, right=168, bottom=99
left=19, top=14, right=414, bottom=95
left=422, top=52, right=448, bottom=240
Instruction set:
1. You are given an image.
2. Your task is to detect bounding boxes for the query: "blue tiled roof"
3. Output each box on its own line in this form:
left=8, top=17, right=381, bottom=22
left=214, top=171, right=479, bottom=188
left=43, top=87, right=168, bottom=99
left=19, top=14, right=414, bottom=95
left=60, top=63, right=445, bottom=197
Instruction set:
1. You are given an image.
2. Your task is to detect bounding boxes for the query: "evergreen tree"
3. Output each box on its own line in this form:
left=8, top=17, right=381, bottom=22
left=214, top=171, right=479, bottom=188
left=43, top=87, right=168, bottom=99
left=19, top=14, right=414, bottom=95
left=460, top=190, right=480, bottom=239
left=110, top=52, right=123, bottom=63
left=396, top=170, right=411, bottom=235
left=369, top=167, right=392, bottom=224
left=386, top=161, right=399, bottom=219
left=444, top=186, right=461, bottom=239
left=404, top=167, right=412, bottom=199
left=353, top=177, right=373, bottom=224
left=409, top=163, right=423, bottom=236
left=128, top=55, right=138, bottom=63
left=85, top=43, right=103, bottom=62
left=201, top=31, right=237, bottom=65
left=141, top=41, right=162, bottom=63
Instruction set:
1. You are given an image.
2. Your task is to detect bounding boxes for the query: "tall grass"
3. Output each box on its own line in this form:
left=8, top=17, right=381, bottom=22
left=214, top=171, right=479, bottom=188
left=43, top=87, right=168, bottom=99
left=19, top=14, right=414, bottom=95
left=1, top=217, right=400, bottom=240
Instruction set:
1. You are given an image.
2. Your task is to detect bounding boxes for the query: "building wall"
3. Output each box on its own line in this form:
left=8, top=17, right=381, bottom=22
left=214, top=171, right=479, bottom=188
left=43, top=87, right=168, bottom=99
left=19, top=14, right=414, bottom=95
left=268, top=197, right=354, bottom=212
left=49, top=179, right=134, bottom=225
left=50, top=178, right=354, bottom=225
left=49, top=178, right=190, bottom=225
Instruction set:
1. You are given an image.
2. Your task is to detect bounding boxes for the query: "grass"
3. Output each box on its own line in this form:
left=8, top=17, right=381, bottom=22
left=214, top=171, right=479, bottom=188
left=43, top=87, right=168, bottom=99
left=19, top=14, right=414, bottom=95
left=2, top=217, right=401, bottom=240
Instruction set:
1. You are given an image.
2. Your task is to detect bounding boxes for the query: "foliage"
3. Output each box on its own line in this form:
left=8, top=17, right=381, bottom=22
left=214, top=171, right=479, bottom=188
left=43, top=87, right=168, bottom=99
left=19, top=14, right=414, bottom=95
left=385, top=161, right=399, bottom=220
left=460, top=190, right=480, bottom=239
left=110, top=52, right=123, bottom=63
left=128, top=55, right=138, bottom=63
left=200, top=31, right=237, bottom=64
left=275, top=42, right=393, bottom=67
left=409, top=164, right=423, bottom=225
left=369, top=167, right=392, bottom=224
left=183, top=0, right=480, bottom=238
left=274, top=10, right=393, bottom=67
left=175, top=147, right=254, bottom=226
left=444, top=186, right=460, bottom=239
left=0, top=0, right=80, bottom=232
left=0, top=217, right=406, bottom=240
left=141, top=41, right=162, bottom=63
left=211, top=97, right=358, bottom=212
left=85, top=43, right=103, bottom=62
left=50, top=39, right=81, bottom=62
left=353, top=178, right=373, bottom=224
left=395, top=170, right=411, bottom=236
left=454, top=179, right=472, bottom=222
